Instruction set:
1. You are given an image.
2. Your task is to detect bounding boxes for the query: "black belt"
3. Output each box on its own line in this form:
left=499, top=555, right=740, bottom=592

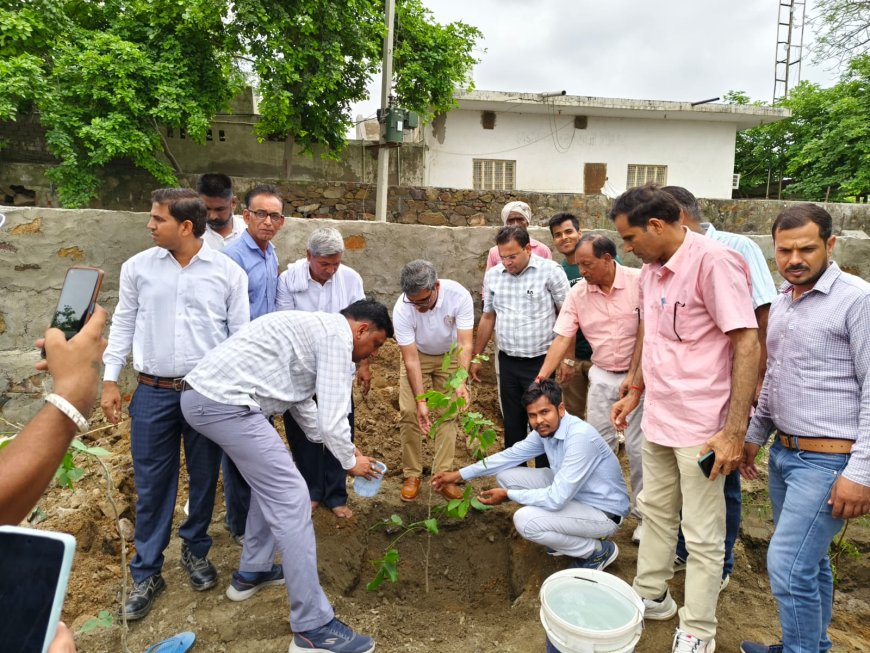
left=137, top=373, right=187, bottom=391
left=605, top=512, right=622, bottom=525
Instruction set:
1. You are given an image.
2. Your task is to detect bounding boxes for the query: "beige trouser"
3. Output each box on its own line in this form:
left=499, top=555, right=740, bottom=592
left=561, top=359, right=592, bottom=419
left=399, top=352, right=458, bottom=478
left=634, top=439, right=725, bottom=641
left=585, top=364, right=645, bottom=518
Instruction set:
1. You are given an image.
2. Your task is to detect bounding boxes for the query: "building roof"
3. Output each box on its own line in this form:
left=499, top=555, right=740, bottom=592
left=454, top=90, right=790, bottom=129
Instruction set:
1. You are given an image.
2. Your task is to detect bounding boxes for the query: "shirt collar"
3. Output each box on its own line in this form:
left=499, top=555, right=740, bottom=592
left=241, top=230, right=274, bottom=257
left=702, top=222, right=716, bottom=236
left=588, top=262, right=625, bottom=294
left=546, top=413, right=575, bottom=441
left=662, top=227, right=696, bottom=275
left=306, top=262, right=334, bottom=286
left=156, top=241, right=214, bottom=261
left=779, top=261, right=841, bottom=296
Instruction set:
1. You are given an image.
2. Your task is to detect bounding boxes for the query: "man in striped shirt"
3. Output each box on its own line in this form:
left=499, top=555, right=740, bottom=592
left=739, top=204, right=870, bottom=653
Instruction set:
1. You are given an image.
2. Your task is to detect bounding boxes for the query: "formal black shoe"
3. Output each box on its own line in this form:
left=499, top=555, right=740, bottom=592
left=180, top=544, right=218, bottom=591
left=122, top=574, right=165, bottom=620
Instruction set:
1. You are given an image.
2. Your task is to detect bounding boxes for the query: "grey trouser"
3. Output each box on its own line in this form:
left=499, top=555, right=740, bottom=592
left=180, top=389, right=333, bottom=632
left=496, top=467, right=620, bottom=558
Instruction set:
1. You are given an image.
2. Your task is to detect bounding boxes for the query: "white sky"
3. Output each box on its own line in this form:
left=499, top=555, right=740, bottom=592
left=351, top=0, right=840, bottom=127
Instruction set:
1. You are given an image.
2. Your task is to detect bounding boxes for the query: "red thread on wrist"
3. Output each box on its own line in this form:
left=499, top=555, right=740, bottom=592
left=629, top=385, right=643, bottom=392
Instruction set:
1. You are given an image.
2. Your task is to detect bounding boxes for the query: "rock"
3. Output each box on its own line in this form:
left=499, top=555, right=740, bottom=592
left=468, top=213, right=487, bottom=226
left=118, top=517, right=135, bottom=541
left=323, top=188, right=343, bottom=199
left=298, top=203, right=320, bottom=213
left=418, top=211, right=448, bottom=226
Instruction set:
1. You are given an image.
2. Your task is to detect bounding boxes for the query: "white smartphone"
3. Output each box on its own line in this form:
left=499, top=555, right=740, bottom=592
left=0, top=526, right=77, bottom=653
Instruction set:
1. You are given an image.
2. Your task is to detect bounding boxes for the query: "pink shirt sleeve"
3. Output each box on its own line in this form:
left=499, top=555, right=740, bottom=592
left=700, top=250, right=758, bottom=333
left=553, top=284, right=583, bottom=337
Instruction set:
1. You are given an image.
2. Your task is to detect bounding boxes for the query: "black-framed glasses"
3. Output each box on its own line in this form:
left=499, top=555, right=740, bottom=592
left=673, top=301, right=685, bottom=342
left=403, top=286, right=438, bottom=308
left=249, top=209, right=285, bottom=224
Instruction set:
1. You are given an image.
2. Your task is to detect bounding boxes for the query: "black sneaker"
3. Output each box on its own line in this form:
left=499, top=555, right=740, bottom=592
left=180, top=543, right=217, bottom=591
left=122, top=574, right=166, bottom=620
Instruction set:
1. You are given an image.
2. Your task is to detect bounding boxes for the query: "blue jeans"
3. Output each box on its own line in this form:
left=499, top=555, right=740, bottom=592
left=128, top=384, right=222, bottom=583
left=767, top=440, right=849, bottom=653
left=676, top=469, right=741, bottom=577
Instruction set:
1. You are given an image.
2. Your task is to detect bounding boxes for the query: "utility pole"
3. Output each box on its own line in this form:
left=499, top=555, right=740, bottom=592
left=375, top=0, right=396, bottom=223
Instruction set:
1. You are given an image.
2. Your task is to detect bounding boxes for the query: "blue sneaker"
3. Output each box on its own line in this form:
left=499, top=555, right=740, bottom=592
left=740, top=643, right=783, bottom=653
left=567, top=540, right=619, bottom=571
left=290, top=617, right=375, bottom=653
left=225, top=564, right=285, bottom=601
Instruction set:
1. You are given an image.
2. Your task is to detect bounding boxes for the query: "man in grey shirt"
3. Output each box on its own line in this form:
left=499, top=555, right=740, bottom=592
left=739, top=204, right=870, bottom=653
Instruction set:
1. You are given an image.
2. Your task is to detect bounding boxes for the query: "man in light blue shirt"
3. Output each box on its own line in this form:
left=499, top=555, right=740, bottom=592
left=220, top=184, right=286, bottom=544
left=432, top=380, right=629, bottom=570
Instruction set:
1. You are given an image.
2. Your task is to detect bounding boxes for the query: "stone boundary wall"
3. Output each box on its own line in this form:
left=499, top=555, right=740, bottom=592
left=2, top=206, right=869, bottom=423
left=3, top=166, right=869, bottom=234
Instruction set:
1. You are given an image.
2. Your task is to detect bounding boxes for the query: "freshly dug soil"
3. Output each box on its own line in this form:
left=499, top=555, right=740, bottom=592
left=31, top=342, right=870, bottom=652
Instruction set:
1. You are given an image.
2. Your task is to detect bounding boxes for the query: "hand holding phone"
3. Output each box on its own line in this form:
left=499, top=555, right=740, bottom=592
left=46, top=267, right=104, bottom=344
left=0, top=526, right=76, bottom=653
left=697, top=450, right=716, bottom=479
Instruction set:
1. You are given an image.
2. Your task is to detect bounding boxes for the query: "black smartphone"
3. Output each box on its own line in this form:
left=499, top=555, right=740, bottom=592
left=0, top=526, right=76, bottom=653
left=698, top=450, right=716, bottom=478
left=46, top=265, right=104, bottom=344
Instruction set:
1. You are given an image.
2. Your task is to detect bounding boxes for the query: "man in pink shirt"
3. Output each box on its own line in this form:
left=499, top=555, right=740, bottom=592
left=609, top=186, right=758, bottom=653
left=537, top=233, right=645, bottom=543
left=484, top=201, right=552, bottom=277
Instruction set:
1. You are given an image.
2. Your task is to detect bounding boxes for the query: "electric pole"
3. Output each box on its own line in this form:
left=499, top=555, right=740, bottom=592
left=375, top=0, right=395, bottom=223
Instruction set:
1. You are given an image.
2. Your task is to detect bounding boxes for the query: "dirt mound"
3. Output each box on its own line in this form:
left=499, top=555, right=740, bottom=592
left=28, top=341, right=870, bottom=652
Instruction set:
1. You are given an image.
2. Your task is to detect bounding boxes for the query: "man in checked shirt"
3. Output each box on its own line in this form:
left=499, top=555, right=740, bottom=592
left=180, top=299, right=391, bottom=653
left=739, top=204, right=870, bottom=653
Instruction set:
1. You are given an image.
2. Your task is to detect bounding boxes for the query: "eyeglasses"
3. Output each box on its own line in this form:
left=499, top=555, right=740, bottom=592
left=403, top=287, right=438, bottom=307
left=499, top=252, right=525, bottom=263
left=249, top=209, right=285, bottom=224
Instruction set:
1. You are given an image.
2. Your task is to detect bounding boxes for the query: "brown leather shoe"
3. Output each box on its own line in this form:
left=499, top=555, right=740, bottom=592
left=400, top=476, right=421, bottom=502
left=438, top=483, right=464, bottom=501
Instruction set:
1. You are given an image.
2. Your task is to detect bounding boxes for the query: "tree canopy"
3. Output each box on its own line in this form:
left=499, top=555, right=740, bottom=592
left=0, top=0, right=482, bottom=206
left=730, top=54, right=870, bottom=203
left=810, top=0, right=870, bottom=67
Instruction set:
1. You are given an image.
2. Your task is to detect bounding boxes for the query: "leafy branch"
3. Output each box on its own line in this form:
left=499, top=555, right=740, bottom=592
left=367, top=346, right=495, bottom=591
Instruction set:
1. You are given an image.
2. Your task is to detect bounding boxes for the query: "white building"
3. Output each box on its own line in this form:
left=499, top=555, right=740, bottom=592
left=423, top=90, right=789, bottom=199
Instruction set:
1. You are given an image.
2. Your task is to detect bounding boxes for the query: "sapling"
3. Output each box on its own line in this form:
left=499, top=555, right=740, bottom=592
left=367, top=346, right=497, bottom=591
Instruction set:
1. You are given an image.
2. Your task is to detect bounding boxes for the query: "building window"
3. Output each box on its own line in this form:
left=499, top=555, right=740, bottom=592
left=473, top=159, right=515, bottom=191
left=626, top=164, right=667, bottom=188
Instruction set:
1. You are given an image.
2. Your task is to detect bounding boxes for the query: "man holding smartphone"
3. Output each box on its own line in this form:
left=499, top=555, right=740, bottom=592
left=609, top=186, right=758, bottom=653
left=102, top=189, right=250, bottom=620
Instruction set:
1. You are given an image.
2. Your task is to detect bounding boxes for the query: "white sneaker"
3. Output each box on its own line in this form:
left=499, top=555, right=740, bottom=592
left=719, top=574, right=730, bottom=592
left=672, top=628, right=715, bottom=653
left=642, top=589, right=678, bottom=620
left=631, top=522, right=643, bottom=544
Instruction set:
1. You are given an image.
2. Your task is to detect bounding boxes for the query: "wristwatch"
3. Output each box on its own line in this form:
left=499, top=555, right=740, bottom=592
left=562, top=358, right=575, bottom=367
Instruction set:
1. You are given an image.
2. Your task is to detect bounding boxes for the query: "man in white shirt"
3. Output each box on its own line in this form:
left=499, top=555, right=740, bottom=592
left=277, top=227, right=368, bottom=519
left=393, top=260, right=474, bottom=502
left=196, top=173, right=245, bottom=251
left=101, top=189, right=250, bottom=621
left=180, top=299, right=391, bottom=653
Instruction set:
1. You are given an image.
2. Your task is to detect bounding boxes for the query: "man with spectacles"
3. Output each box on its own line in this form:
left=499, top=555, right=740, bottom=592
left=220, top=184, right=287, bottom=545
left=609, top=185, right=758, bottom=653
left=471, top=226, right=570, bottom=467
left=394, top=260, right=474, bottom=502
left=276, top=227, right=367, bottom=519
left=537, top=233, right=646, bottom=545
left=196, top=173, right=246, bottom=251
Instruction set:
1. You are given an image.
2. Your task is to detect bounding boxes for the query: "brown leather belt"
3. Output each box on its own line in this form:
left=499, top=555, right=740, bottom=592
left=137, top=373, right=188, bottom=392
left=778, top=433, right=853, bottom=455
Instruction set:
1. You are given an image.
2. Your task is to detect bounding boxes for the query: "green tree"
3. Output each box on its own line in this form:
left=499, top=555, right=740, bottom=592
left=0, top=0, right=481, bottom=206
left=810, top=0, right=870, bottom=67
left=729, top=55, right=870, bottom=202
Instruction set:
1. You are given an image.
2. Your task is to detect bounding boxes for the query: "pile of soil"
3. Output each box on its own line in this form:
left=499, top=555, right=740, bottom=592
left=31, top=341, right=870, bottom=652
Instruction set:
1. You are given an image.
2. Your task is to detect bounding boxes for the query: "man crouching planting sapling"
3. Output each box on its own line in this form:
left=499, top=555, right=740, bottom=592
left=432, top=379, right=629, bottom=570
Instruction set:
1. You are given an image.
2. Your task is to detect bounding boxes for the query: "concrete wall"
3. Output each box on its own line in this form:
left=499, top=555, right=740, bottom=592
left=2, top=206, right=869, bottom=423
left=425, top=109, right=739, bottom=198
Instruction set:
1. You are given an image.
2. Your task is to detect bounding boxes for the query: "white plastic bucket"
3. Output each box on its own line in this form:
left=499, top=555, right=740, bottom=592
left=540, top=569, right=644, bottom=653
